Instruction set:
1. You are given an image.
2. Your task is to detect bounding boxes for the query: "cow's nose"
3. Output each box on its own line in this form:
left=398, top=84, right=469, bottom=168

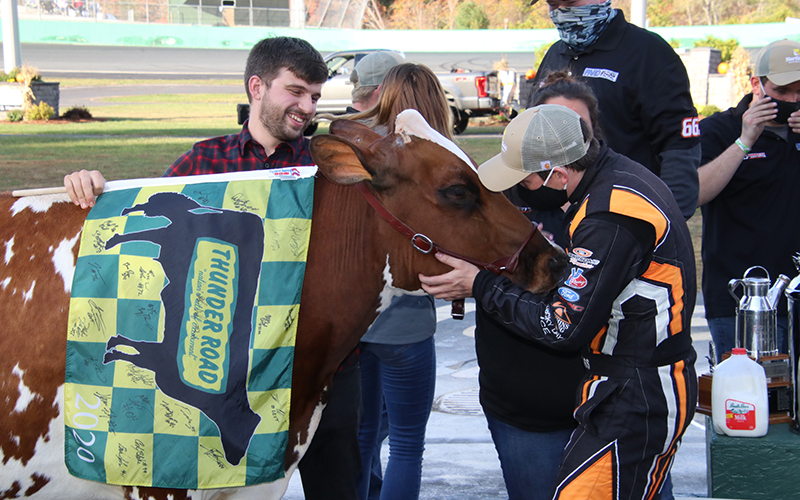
left=549, top=252, right=569, bottom=280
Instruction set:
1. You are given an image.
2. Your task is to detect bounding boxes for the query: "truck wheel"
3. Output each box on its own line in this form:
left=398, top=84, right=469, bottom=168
left=454, top=115, right=470, bottom=135
left=451, top=108, right=470, bottom=135
left=304, top=122, right=319, bottom=136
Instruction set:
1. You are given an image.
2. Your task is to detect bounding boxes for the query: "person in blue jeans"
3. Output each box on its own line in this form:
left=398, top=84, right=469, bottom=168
left=346, top=63, right=452, bottom=500
left=358, top=301, right=436, bottom=500
left=469, top=72, right=590, bottom=500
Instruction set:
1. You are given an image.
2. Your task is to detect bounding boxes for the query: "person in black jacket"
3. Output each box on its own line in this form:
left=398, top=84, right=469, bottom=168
left=528, top=0, right=700, bottom=220
left=698, top=39, right=800, bottom=360
left=475, top=73, right=595, bottom=500
left=420, top=104, right=697, bottom=500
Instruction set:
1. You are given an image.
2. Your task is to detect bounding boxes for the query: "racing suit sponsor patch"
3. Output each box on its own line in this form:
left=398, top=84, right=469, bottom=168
left=540, top=307, right=563, bottom=339
left=565, top=268, right=588, bottom=289
left=569, top=249, right=600, bottom=269
left=558, top=287, right=581, bottom=302
left=564, top=301, right=585, bottom=312
left=552, top=301, right=572, bottom=333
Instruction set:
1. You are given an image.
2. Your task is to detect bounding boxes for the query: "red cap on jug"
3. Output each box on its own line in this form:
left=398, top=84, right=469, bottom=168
left=731, top=348, right=747, bottom=355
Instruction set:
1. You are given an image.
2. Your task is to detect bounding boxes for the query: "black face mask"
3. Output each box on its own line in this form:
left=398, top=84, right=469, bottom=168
left=517, top=184, right=569, bottom=211
left=762, top=81, right=800, bottom=125
left=773, top=98, right=800, bottom=125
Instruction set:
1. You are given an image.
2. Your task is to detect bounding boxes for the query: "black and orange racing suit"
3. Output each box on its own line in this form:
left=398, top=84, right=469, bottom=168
left=473, top=142, right=697, bottom=500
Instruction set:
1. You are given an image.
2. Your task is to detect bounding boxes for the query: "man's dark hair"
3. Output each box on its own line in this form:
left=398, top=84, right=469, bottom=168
left=244, top=36, right=328, bottom=100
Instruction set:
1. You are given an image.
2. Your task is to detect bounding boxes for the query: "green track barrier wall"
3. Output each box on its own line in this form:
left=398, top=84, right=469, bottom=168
left=4, top=18, right=799, bottom=52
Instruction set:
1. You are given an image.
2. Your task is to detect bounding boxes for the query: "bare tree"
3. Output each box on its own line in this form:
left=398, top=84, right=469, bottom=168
left=364, top=0, right=386, bottom=28
left=444, top=0, right=459, bottom=29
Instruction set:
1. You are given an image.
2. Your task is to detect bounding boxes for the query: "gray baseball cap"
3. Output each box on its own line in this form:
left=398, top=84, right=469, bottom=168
left=353, top=51, right=406, bottom=87
left=754, top=39, right=800, bottom=86
left=478, top=105, right=589, bottom=192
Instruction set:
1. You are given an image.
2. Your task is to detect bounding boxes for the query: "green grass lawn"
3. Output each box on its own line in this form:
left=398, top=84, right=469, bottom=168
left=0, top=89, right=502, bottom=190
left=56, top=78, right=243, bottom=87
left=0, top=82, right=702, bottom=288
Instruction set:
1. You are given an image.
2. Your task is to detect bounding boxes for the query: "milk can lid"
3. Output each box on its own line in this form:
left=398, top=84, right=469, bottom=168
left=731, top=348, right=747, bottom=355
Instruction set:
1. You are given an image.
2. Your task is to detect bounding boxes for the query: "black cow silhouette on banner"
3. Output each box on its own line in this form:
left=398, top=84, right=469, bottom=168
left=103, top=192, right=265, bottom=466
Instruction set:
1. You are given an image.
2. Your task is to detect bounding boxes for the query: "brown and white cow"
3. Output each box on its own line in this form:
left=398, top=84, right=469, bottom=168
left=0, top=111, right=567, bottom=499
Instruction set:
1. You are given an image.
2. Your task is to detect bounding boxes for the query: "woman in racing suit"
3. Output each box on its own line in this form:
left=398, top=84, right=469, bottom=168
left=420, top=104, right=697, bottom=500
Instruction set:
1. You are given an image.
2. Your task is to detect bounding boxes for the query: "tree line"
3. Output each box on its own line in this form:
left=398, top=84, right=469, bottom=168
left=374, top=0, right=799, bottom=30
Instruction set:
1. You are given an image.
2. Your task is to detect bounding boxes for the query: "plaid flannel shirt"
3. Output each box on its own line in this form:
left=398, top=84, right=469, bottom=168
left=164, top=121, right=314, bottom=177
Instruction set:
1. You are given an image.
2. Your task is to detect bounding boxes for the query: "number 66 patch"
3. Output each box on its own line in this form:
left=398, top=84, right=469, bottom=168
left=681, top=117, right=700, bottom=138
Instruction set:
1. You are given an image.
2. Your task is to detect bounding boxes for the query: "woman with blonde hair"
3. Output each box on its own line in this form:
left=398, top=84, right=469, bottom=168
left=350, top=62, right=453, bottom=139
left=345, top=62, right=451, bottom=500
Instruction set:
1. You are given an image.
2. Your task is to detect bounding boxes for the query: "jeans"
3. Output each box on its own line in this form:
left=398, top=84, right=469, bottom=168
left=368, top=402, right=389, bottom=500
left=707, top=315, right=789, bottom=363
left=357, top=337, right=436, bottom=500
left=660, top=472, right=674, bottom=500
left=485, top=413, right=574, bottom=500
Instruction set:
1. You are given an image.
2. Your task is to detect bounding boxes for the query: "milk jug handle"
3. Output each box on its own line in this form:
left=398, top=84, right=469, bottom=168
left=728, top=279, right=743, bottom=301
left=743, top=265, right=771, bottom=281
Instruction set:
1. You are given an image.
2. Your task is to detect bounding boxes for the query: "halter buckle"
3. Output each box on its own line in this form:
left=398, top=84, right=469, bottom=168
left=411, top=234, right=434, bottom=254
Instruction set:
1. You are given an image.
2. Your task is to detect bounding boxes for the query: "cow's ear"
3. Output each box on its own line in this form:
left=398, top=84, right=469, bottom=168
left=329, top=119, right=383, bottom=146
left=310, top=135, right=373, bottom=185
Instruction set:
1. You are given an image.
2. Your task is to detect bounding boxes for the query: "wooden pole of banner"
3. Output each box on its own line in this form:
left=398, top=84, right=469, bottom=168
left=10, top=187, right=68, bottom=197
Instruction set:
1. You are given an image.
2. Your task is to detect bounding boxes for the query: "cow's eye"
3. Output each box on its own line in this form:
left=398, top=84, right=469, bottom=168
left=444, top=185, right=470, bottom=199
left=439, top=183, right=480, bottom=210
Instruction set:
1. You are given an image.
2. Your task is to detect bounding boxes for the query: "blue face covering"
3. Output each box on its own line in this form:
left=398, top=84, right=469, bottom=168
left=549, top=0, right=617, bottom=53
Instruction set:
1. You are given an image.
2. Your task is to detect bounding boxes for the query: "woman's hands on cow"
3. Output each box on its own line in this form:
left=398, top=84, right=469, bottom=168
left=64, top=169, right=106, bottom=209
left=419, top=253, right=480, bottom=301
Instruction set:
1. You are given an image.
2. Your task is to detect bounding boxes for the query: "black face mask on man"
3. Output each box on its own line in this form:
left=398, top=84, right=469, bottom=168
left=517, top=169, right=569, bottom=211
left=517, top=185, right=568, bottom=211
left=773, top=99, right=800, bottom=124
left=762, top=80, right=800, bottom=125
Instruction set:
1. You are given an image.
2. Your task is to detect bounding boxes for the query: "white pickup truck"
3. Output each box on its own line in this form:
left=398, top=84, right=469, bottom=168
left=315, top=49, right=501, bottom=135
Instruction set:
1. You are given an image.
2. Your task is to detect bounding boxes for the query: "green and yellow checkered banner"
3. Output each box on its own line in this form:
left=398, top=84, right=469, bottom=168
left=64, top=169, right=316, bottom=489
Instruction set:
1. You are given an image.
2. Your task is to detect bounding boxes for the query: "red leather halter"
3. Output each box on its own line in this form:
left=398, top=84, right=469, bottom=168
left=355, top=182, right=536, bottom=276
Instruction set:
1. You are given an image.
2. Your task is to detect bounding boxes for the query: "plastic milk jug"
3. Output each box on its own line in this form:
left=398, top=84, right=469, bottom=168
left=711, top=348, right=769, bottom=437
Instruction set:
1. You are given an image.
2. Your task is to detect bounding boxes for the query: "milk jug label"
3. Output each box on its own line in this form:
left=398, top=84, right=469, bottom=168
left=726, top=399, right=756, bottom=430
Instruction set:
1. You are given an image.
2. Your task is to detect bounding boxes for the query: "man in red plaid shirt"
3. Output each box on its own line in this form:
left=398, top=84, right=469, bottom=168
left=65, top=36, right=326, bottom=205
left=65, top=36, right=364, bottom=500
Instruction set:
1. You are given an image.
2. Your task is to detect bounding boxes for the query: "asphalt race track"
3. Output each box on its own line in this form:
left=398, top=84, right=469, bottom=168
left=1, top=43, right=539, bottom=79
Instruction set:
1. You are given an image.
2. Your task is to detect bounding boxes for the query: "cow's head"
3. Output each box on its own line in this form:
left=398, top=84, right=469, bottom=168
left=120, top=192, right=201, bottom=217
left=309, top=109, right=567, bottom=294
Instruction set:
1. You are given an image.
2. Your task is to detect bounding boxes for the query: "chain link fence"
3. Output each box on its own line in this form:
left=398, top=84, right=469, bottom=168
left=16, top=0, right=291, bottom=26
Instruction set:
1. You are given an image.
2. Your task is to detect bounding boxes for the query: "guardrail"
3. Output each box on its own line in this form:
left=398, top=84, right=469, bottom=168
left=5, top=8, right=799, bottom=52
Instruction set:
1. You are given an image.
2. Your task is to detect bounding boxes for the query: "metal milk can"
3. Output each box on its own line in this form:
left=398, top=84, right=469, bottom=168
left=728, top=266, right=790, bottom=359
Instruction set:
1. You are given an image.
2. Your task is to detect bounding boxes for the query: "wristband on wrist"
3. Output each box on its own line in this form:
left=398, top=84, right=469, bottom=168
left=735, top=138, right=751, bottom=155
